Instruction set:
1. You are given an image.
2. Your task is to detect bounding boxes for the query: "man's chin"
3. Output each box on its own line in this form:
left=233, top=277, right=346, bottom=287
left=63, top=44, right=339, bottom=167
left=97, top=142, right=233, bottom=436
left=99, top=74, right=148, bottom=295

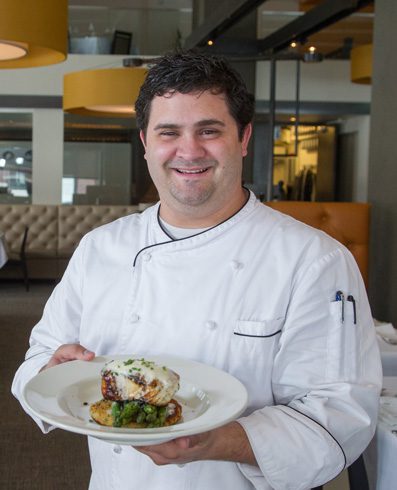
left=170, top=188, right=214, bottom=208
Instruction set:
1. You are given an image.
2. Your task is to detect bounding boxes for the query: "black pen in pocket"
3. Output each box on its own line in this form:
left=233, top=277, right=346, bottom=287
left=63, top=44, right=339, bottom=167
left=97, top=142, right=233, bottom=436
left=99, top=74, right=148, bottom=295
left=347, top=295, right=357, bottom=324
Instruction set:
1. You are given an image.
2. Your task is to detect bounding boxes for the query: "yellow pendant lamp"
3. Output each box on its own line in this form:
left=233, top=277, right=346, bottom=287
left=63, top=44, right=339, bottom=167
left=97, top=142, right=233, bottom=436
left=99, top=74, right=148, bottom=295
left=63, top=67, right=148, bottom=118
left=351, top=44, right=373, bottom=84
left=0, top=0, right=68, bottom=68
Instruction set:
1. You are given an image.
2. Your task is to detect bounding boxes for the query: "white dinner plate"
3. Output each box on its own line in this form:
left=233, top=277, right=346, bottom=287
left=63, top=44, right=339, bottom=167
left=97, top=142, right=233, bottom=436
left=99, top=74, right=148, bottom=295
left=22, top=355, right=248, bottom=445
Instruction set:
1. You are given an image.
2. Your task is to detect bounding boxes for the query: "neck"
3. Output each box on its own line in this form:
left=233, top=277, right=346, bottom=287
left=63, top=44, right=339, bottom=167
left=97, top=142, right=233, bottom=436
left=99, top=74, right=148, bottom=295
left=159, top=187, right=248, bottom=228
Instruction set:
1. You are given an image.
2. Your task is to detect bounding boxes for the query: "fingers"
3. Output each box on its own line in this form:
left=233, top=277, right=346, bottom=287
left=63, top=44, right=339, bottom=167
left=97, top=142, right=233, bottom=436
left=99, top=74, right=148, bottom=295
left=134, top=434, right=205, bottom=465
left=43, top=344, right=95, bottom=370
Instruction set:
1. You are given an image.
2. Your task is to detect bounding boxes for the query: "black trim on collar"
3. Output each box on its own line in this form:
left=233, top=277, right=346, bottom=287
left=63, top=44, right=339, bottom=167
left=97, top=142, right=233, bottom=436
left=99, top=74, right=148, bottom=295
left=133, top=186, right=251, bottom=267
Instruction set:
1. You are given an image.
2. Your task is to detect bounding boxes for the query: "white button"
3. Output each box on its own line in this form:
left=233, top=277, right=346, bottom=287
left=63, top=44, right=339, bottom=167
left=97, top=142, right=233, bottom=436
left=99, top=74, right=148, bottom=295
left=130, top=313, right=140, bottom=323
left=143, top=253, right=152, bottom=262
left=113, top=445, right=122, bottom=454
left=206, top=320, right=217, bottom=330
left=231, top=260, right=243, bottom=270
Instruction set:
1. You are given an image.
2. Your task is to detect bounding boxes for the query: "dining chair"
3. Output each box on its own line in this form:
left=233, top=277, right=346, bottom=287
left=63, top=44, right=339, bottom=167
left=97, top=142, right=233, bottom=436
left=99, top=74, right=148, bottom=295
left=6, top=226, right=30, bottom=291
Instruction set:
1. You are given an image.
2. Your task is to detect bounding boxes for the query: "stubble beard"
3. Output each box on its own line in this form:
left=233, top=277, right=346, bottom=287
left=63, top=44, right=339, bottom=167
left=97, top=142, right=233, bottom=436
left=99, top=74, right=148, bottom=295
left=168, top=178, right=216, bottom=207
left=166, top=159, right=217, bottom=208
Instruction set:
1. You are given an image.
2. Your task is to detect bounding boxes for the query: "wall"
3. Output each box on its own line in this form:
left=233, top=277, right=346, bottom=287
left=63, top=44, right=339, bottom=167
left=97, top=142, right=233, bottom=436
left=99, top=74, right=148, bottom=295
left=32, top=110, right=64, bottom=204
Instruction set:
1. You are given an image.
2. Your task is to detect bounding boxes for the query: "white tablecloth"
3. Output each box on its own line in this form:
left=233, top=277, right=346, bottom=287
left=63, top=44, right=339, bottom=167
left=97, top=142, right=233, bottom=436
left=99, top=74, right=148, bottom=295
left=377, top=333, right=397, bottom=377
left=363, top=324, right=397, bottom=489
left=364, top=376, right=397, bottom=490
left=0, top=232, right=8, bottom=268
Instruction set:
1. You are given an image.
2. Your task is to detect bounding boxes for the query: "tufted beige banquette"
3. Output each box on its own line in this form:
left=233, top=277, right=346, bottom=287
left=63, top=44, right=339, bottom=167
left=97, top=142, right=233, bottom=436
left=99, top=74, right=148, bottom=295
left=0, top=204, right=139, bottom=279
left=0, top=201, right=370, bottom=284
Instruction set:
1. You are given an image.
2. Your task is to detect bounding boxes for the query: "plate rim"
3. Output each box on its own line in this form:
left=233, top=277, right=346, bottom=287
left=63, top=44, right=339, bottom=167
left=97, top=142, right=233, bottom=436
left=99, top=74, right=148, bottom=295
left=22, top=354, right=248, bottom=445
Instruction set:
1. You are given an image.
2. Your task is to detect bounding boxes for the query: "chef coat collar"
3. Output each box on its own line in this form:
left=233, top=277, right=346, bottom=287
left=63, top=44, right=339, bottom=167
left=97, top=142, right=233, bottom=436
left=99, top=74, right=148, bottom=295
left=151, top=187, right=257, bottom=245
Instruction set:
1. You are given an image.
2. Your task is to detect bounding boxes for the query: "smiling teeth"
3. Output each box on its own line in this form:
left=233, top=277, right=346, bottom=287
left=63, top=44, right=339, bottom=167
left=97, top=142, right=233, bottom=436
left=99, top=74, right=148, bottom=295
left=177, top=168, right=207, bottom=174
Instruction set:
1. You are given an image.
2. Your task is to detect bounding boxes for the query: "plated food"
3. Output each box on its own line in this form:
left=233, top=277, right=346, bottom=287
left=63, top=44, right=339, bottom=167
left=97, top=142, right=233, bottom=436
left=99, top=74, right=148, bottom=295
left=90, top=357, right=183, bottom=428
left=23, top=354, right=248, bottom=445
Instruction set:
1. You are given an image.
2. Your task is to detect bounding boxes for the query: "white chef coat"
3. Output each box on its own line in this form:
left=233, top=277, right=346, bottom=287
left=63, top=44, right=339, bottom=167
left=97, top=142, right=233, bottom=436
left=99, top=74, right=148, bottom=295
left=12, top=191, right=382, bottom=490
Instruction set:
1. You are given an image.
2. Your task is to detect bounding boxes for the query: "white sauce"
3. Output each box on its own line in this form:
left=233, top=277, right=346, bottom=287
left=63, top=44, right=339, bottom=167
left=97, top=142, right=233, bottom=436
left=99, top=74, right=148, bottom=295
left=102, top=358, right=179, bottom=404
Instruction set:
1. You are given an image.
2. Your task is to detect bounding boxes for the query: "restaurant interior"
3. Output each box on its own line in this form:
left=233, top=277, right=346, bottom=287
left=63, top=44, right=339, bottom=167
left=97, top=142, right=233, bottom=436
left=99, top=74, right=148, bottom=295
left=1, top=0, right=396, bottom=489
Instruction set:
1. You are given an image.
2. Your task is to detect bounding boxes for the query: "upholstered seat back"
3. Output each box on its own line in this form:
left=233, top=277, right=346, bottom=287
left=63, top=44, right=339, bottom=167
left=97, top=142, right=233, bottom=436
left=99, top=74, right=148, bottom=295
left=265, top=201, right=370, bottom=286
left=58, top=205, right=139, bottom=257
left=0, top=205, right=57, bottom=258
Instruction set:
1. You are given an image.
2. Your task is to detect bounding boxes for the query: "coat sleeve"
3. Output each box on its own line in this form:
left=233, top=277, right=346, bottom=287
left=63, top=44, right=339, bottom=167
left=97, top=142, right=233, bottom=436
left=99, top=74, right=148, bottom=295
left=11, top=236, right=87, bottom=433
left=237, top=246, right=382, bottom=490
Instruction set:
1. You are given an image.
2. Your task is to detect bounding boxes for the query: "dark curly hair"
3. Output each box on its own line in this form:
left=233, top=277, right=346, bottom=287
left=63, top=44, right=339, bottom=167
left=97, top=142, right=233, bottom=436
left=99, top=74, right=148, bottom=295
left=135, top=50, right=255, bottom=140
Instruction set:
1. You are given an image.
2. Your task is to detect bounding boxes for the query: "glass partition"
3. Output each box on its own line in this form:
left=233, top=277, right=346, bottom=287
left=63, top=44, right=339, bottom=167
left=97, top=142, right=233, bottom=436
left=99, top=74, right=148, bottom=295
left=63, top=113, right=154, bottom=205
left=68, top=1, right=193, bottom=55
left=0, top=113, right=32, bottom=204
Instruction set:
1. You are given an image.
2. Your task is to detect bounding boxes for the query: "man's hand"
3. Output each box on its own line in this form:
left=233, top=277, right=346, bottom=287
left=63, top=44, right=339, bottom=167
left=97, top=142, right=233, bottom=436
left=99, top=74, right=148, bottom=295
left=40, top=343, right=95, bottom=371
left=134, top=421, right=257, bottom=467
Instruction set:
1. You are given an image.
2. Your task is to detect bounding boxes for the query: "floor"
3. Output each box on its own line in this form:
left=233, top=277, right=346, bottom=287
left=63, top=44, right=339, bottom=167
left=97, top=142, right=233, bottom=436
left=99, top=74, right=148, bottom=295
left=1, top=280, right=91, bottom=490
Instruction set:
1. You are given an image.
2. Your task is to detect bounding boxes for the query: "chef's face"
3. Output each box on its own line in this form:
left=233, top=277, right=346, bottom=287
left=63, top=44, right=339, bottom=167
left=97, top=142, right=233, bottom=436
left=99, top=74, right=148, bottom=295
left=140, top=90, right=252, bottom=227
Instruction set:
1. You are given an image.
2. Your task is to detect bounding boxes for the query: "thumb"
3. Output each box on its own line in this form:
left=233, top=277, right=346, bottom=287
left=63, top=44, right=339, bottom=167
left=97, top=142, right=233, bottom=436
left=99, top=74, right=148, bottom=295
left=53, top=343, right=95, bottom=364
left=81, top=348, right=95, bottom=360
left=42, top=343, right=96, bottom=371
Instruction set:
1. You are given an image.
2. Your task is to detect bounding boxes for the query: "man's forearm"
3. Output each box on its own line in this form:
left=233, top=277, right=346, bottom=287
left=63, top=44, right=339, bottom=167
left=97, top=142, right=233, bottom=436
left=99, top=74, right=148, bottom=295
left=204, top=421, right=257, bottom=465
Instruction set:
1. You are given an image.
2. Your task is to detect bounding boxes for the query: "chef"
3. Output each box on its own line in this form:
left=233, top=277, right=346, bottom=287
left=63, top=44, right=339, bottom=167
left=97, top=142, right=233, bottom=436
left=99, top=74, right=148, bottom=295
left=12, top=50, right=382, bottom=490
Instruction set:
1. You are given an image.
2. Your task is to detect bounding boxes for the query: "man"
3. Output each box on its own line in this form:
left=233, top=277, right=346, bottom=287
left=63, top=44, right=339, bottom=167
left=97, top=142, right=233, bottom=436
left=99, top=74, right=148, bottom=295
left=13, top=51, right=381, bottom=489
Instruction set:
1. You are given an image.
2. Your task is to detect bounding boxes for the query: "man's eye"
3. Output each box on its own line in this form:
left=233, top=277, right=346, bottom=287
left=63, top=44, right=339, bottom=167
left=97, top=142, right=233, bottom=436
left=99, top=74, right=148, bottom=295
left=159, top=131, right=177, bottom=137
left=201, top=129, right=219, bottom=136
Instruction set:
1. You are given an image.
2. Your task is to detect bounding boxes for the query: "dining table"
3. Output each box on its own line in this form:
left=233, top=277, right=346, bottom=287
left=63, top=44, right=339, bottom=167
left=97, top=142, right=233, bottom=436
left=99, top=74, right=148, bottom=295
left=364, top=322, right=397, bottom=490
left=0, top=231, right=8, bottom=268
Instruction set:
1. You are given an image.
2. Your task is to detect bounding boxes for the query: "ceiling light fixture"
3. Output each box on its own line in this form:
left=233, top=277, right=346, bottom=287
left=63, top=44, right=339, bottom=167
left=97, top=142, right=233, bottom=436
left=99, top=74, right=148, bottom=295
left=303, top=45, right=323, bottom=63
left=0, top=0, right=67, bottom=68
left=63, top=67, right=148, bottom=118
left=351, top=44, right=372, bottom=84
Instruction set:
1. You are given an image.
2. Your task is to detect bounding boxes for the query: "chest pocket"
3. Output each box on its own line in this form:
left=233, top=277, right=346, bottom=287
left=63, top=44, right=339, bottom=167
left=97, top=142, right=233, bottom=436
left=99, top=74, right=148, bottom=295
left=234, top=319, right=283, bottom=338
left=228, top=318, right=284, bottom=409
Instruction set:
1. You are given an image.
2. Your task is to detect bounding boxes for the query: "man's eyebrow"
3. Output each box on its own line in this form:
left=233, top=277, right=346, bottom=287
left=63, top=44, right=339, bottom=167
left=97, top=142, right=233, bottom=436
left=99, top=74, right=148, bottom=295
left=153, top=119, right=225, bottom=131
left=153, top=123, right=180, bottom=131
left=195, top=119, right=225, bottom=128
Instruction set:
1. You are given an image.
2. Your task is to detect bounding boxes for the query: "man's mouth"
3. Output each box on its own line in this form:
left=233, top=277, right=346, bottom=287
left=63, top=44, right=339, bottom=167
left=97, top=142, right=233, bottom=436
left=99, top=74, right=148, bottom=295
left=175, top=168, right=209, bottom=174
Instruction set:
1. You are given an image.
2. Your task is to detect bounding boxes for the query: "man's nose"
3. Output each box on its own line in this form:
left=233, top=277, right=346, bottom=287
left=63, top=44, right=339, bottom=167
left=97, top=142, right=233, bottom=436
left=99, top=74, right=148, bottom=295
left=175, top=135, right=206, bottom=160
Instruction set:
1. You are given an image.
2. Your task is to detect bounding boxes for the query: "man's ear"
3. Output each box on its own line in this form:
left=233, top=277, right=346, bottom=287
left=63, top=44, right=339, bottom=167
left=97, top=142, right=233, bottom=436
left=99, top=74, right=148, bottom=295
left=241, top=123, right=252, bottom=157
left=139, top=130, right=147, bottom=150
